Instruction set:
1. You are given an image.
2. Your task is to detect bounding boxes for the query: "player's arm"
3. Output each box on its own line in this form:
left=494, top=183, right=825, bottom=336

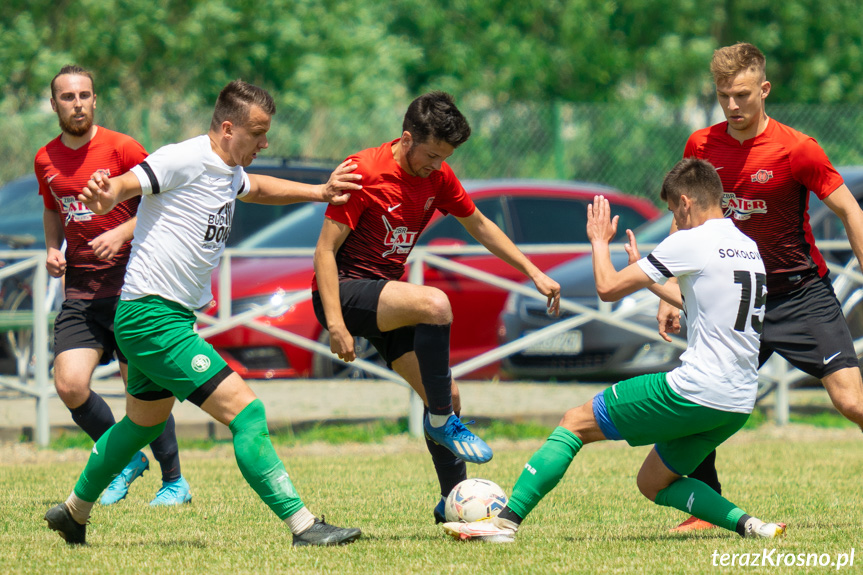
left=655, top=216, right=682, bottom=341
left=313, top=217, right=356, bottom=361
left=455, top=208, right=560, bottom=316
left=622, top=228, right=683, bottom=309
left=588, top=196, right=658, bottom=301
left=242, top=160, right=361, bottom=206
left=822, top=183, right=863, bottom=270
left=78, top=171, right=142, bottom=215
left=42, top=207, right=66, bottom=278
left=89, top=216, right=137, bottom=261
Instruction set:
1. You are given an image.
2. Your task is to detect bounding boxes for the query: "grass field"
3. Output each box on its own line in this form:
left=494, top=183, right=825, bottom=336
left=2, top=422, right=861, bottom=574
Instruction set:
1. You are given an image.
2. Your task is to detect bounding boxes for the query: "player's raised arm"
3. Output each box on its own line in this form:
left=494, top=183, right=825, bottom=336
left=78, top=170, right=142, bottom=215
left=587, top=195, right=654, bottom=302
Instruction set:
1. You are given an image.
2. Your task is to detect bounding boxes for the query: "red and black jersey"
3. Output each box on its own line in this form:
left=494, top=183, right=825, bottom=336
left=684, top=119, right=844, bottom=296
left=311, top=139, right=475, bottom=290
left=34, top=127, right=147, bottom=299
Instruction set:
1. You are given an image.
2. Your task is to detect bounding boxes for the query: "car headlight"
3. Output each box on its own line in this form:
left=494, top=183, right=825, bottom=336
left=232, top=290, right=298, bottom=318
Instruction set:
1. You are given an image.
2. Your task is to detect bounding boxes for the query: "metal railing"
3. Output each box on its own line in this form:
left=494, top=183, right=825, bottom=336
left=3, top=240, right=861, bottom=446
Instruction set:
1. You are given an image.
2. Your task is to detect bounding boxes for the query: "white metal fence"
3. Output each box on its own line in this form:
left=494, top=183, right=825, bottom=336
left=2, top=241, right=862, bottom=446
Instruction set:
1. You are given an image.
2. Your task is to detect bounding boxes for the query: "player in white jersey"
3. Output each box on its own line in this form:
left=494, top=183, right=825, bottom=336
left=444, top=158, right=787, bottom=543
left=44, top=80, right=363, bottom=547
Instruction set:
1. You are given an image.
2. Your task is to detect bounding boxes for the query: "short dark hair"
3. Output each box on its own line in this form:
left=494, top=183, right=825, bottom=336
left=711, top=42, right=766, bottom=85
left=210, top=80, right=276, bottom=131
left=661, top=158, right=723, bottom=208
left=402, top=91, right=471, bottom=148
left=51, top=65, right=95, bottom=99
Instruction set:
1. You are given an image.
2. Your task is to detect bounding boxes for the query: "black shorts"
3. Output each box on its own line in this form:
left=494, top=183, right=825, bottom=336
left=311, top=279, right=414, bottom=367
left=53, top=297, right=126, bottom=365
left=759, top=275, right=858, bottom=378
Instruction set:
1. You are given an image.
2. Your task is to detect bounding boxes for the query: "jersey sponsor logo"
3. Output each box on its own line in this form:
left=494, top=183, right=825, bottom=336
left=60, top=195, right=95, bottom=223
left=387, top=203, right=401, bottom=212
left=750, top=169, right=773, bottom=183
left=424, top=197, right=435, bottom=211
left=381, top=214, right=419, bottom=257
left=203, top=202, right=234, bottom=249
left=721, top=192, right=767, bottom=221
left=191, top=354, right=211, bottom=373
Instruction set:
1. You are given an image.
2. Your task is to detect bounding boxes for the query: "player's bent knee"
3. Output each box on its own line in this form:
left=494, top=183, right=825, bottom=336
left=422, top=288, right=453, bottom=324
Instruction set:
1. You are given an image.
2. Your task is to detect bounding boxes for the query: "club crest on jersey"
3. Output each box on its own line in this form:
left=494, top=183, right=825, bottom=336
left=424, top=197, right=435, bottom=211
left=381, top=214, right=418, bottom=257
left=721, top=192, right=767, bottom=221
left=750, top=169, right=773, bottom=183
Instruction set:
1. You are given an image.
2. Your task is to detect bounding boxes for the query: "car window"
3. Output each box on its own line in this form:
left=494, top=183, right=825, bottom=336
left=508, top=196, right=650, bottom=244
left=0, top=176, right=45, bottom=248
left=417, top=197, right=507, bottom=245
left=227, top=165, right=332, bottom=247
left=237, top=203, right=327, bottom=249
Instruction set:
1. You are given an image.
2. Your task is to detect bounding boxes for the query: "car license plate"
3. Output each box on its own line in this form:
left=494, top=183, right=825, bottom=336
left=522, top=330, right=583, bottom=355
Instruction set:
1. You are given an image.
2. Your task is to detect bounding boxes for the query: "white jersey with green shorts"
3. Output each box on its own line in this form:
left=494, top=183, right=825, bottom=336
left=123, top=134, right=251, bottom=310
left=116, top=135, right=251, bottom=403
left=595, top=218, right=766, bottom=475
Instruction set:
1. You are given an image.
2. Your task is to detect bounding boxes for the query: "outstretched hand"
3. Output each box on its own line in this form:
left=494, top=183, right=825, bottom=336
left=586, top=195, right=619, bottom=245
left=322, top=160, right=362, bottom=205
left=534, top=273, right=561, bottom=317
left=78, top=171, right=117, bottom=215
left=624, top=228, right=641, bottom=265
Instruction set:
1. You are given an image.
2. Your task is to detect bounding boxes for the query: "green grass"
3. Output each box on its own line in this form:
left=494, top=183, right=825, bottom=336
left=2, top=426, right=862, bottom=574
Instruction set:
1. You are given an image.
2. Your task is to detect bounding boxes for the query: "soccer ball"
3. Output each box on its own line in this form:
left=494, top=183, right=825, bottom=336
left=445, top=478, right=508, bottom=523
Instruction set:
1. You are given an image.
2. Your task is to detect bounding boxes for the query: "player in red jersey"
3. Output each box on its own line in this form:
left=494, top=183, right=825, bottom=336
left=312, top=92, right=561, bottom=523
left=35, top=65, right=191, bottom=506
left=658, top=43, right=863, bottom=532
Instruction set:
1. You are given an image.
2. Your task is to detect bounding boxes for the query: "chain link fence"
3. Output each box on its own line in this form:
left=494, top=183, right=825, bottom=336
left=4, top=98, right=863, bottom=203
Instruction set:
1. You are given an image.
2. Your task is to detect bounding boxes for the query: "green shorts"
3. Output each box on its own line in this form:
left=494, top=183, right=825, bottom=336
left=600, top=372, right=750, bottom=475
left=115, top=295, right=232, bottom=404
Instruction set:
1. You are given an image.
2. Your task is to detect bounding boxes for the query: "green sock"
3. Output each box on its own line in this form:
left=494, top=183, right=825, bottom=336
left=229, top=399, right=305, bottom=520
left=655, top=477, right=746, bottom=532
left=507, top=427, right=583, bottom=520
left=74, top=416, right=166, bottom=502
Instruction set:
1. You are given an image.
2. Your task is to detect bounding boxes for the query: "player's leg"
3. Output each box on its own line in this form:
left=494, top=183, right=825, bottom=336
left=443, top=399, right=599, bottom=542
left=53, top=347, right=114, bottom=440
left=45, top=392, right=173, bottom=544
left=197, top=372, right=360, bottom=546
left=391, top=352, right=467, bottom=522
left=378, top=281, right=493, bottom=463
left=821, top=366, right=863, bottom=429
left=645, top=450, right=785, bottom=539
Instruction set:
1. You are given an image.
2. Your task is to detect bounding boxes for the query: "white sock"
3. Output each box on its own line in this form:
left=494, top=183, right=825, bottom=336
left=493, top=516, right=519, bottom=532
left=743, top=517, right=764, bottom=535
left=284, top=506, right=316, bottom=535
left=65, top=492, right=93, bottom=525
left=428, top=412, right=454, bottom=428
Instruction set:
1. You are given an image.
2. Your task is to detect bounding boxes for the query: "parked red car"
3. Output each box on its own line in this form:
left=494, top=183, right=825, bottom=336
left=204, top=180, right=661, bottom=379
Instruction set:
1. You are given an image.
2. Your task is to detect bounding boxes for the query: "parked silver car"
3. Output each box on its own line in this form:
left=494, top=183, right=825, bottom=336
left=498, top=166, right=863, bottom=382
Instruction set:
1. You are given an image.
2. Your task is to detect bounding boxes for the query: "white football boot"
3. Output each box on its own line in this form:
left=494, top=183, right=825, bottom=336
left=442, top=519, right=517, bottom=543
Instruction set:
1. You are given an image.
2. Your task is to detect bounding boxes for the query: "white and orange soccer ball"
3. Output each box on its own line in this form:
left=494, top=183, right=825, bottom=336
left=444, top=478, right=508, bottom=523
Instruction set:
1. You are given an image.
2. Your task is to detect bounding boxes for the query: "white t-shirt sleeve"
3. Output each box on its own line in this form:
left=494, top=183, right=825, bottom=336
left=636, top=229, right=704, bottom=284
left=235, top=170, right=251, bottom=199
left=130, top=141, right=204, bottom=196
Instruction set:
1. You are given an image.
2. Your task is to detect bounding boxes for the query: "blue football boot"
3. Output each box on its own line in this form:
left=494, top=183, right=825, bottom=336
left=423, top=414, right=493, bottom=464
left=150, top=476, right=192, bottom=506
left=100, top=451, right=149, bottom=505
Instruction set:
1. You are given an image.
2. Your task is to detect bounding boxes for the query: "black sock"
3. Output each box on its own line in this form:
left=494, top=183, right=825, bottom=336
left=735, top=513, right=752, bottom=537
left=498, top=507, right=524, bottom=526
left=148, top=414, right=182, bottom=483
left=424, top=408, right=466, bottom=497
left=414, top=323, right=453, bottom=415
left=69, top=391, right=116, bottom=442
left=687, top=450, right=721, bottom=494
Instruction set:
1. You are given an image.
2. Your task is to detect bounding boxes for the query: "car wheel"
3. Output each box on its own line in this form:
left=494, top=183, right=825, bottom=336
left=312, top=329, right=385, bottom=380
